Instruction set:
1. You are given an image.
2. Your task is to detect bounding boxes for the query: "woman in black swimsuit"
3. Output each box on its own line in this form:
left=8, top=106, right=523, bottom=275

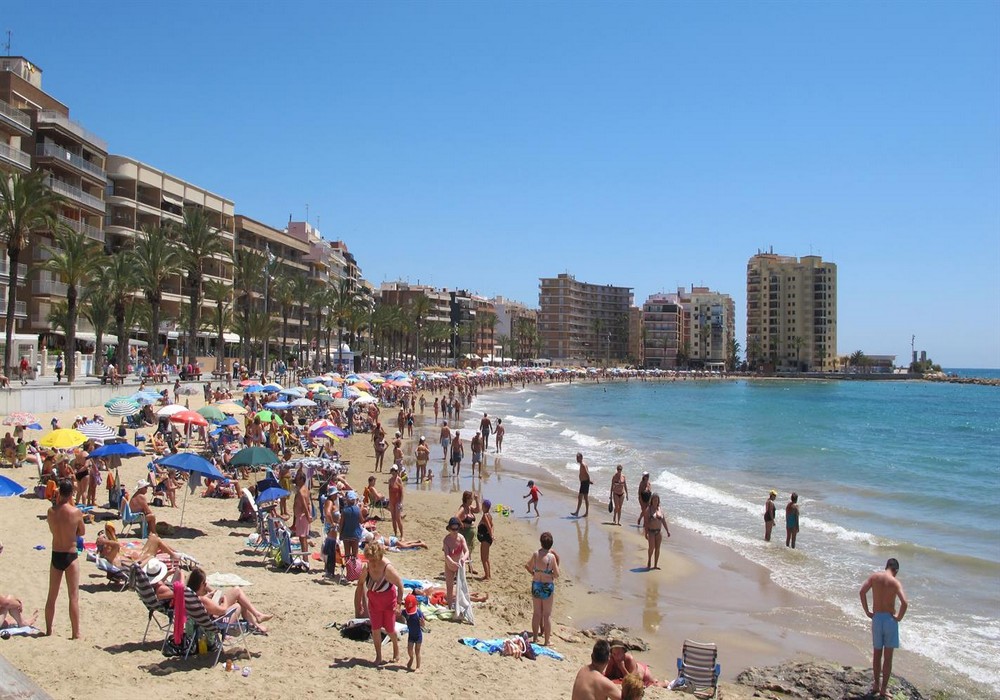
left=643, top=493, right=670, bottom=570
left=476, top=499, right=494, bottom=581
left=456, top=491, right=480, bottom=575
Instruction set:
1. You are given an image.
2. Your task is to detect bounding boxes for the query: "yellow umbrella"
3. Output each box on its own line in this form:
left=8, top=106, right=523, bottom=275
left=40, top=428, right=88, bottom=449
left=215, top=403, right=247, bottom=415
left=307, top=383, right=327, bottom=391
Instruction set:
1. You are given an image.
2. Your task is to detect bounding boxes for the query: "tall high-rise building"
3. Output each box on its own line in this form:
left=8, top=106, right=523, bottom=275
left=538, top=273, right=633, bottom=363
left=642, top=293, right=683, bottom=368
left=746, top=250, right=837, bottom=371
left=683, top=286, right=736, bottom=369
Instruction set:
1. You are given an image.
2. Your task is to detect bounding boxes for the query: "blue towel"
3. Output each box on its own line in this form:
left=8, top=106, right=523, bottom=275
left=459, top=637, right=564, bottom=660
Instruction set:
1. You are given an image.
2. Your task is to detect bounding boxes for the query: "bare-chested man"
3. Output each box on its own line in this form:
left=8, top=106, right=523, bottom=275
left=439, top=421, right=451, bottom=460
left=292, top=471, right=312, bottom=553
left=570, top=452, right=592, bottom=518
left=764, top=489, right=777, bottom=541
left=45, top=479, right=84, bottom=638
left=130, top=479, right=157, bottom=534
left=571, top=639, right=622, bottom=700
left=859, top=558, right=908, bottom=698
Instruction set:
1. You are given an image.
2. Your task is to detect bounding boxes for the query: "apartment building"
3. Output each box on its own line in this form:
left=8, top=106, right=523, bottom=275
left=538, top=273, right=633, bottom=363
left=628, top=306, right=644, bottom=366
left=746, top=250, right=837, bottom=371
left=286, top=221, right=348, bottom=291
left=379, top=282, right=451, bottom=324
left=642, top=293, right=684, bottom=368
left=683, top=286, right=736, bottom=369
left=490, top=295, right=538, bottom=362
left=105, top=154, right=235, bottom=353
left=0, top=56, right=108, bottom=342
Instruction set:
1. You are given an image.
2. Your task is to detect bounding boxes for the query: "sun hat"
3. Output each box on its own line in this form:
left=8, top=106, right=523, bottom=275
left=609, top=637, right=627, bottom=650
left=769, top=489, right=777, bottom=497
left=447, top=516, right=461, bottom=530
left=136, top=479, right=151, bottom=490
left=404, top=594, right=418, bottom=615
left=144, top=558, right=168, bottom=585
left=346, top=490, right=358, bottom=502
left=390, top=465, right=398, bottom=471
left=419, top=436, right=426, bottom=442
left=642, top=471, right=649, bottom=477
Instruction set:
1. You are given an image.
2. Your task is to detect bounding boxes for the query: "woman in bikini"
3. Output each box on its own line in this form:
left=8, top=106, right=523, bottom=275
left=442, top=517, right=469, bottom=608
left=355, top=540, right=405, bottom=665
left=524, top=531, right=559, bottom=647
left=476, top=499, right=495, bottom=581
left=643, top=493, right=670, bottom=570
left=187, top=567, right=272, bottom=634
left=456, top=491, right=480, bottom=575
left=610, top=464, right=628, bottom=526
left=606, top=638, right=668, bottom=688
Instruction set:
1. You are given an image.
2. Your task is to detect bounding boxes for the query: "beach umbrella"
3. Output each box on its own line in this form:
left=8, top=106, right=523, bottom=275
left=352, top=393, right=377, bottom=405
left=40, top=428, right=87, bottom=449
left=215, top=402, right=247, bottom=415
left=176, top=385, right=199, bottom=396
left=197, top=406, right=226, bottom=422
left=312, top=426, right=343, bottom=441
left=90, top=443, right=144, bottom=458
left=170, top=410, right=209, bottom=427
left=290, top=398, right=317, bottom=408
left=262, top=383, right=283, bottom=393
left=218, top=416, right=240, bottom=428
left=157, top=452, right=225, bottom=526
left=238, top=379, right=257, bottom=387
left=24, top=423, right=43, bottom=431
left=308, top=419, right=335, bottom=433
left=254, top=410, right=283, bottom=424
left=313, top=393, right=335, bottom=403
left=256, top=486, right=290, bottom=504
left=0, top=475, right=26, bottom=497
left=2, top=412, right=37, bottom=426
left=264, top=401, right=292, bottom=410
left=331, top=398, right=350, bottom=410
left=76, top=422, right=118, bottom=443
left=279, top=387, right=305, bottom=398
left=128, top=391, right=164, bottom=405
left=104, top=398, right=141, bottom=417
left=243, top=385, right=264, bottom=393
left=157, top=404, right=186, bottom=417
left=231, top=446, right=279, bottom=468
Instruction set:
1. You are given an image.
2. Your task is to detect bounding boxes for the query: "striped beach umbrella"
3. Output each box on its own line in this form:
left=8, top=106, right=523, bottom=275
left=104, top=398, right=141, bottom=417
left=77, top=421, right=118, bottom=442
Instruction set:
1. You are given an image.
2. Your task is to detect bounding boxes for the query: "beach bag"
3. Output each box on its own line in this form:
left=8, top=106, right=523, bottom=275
left=339, top=618, right=371, bottom=641
left=345, top=556, right=363, bottom=582
left=608, top=497, right=613, bottom=513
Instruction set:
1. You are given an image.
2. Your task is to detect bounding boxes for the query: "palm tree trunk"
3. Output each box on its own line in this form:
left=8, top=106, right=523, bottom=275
left=282, top=313, right=289, bottom=364
left=216, top=301, right=225, bottom=374
left=115, top=303, right=127, bottom=375
left=150, top=294, right=161, bottom=367
left=187, top=272, right=201, bottom=365
left=66, top=284, right=78, bottom=384
left=297, top=307, right=305, bottom=370
left=94, top=333, right=104, bottom=377
left=3, top=247, right=20, bottom=377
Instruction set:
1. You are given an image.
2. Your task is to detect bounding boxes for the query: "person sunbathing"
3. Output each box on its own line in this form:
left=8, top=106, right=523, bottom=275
left=96, top=525, right=180, bottom=569
left=150, top=433, right=167, bottom=455
left=367, top=528, right=428, bottom=550
left=0, top=593, right=37, bottom=629
left=129, top=481, right=157, bottom=534
left=187, top=567, right=272, bottom=634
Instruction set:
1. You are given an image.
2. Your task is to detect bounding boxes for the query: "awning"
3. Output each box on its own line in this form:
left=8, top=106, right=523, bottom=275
left=75, top=332, right=147, bottom=347
left=162, top=192, right=184, bottom=208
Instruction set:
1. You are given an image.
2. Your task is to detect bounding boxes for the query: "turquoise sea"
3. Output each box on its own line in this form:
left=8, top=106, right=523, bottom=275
left=462, top=376, right=1000, bottom=687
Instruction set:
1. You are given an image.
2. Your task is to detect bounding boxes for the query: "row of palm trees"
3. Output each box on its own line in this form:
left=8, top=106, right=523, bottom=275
left=2, top=170, right=543, bottom=383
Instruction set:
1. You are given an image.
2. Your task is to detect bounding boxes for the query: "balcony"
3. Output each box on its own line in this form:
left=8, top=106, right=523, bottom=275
left=44, top=176, right=105, bottom=213
left=33, top=275, right=69, bottom=297
left=0, top=100, right=31, bottom=136
left=0, top=141, right=30, bottom=171
left=0, top=259, right=28, bottom=283
left=58, top=215, right=105, bottom=243
left=36, top=110, right=108, bottom=151
left=36, top=142, right=105, bottom=181
left=13, top=300, right=26, bottom=317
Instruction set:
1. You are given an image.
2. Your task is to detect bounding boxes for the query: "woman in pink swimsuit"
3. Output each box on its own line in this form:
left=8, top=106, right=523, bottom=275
left=355, top=540, right=405, bottom=665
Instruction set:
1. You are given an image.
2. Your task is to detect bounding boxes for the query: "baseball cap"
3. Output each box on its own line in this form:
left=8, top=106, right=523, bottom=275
left=346, top=490, right=358, bottom=501
left=404, top=594, right=418, bottom=614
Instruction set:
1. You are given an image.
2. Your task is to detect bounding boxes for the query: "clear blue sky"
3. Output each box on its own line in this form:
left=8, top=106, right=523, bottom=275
left=8, top=1, right=999, bottom=367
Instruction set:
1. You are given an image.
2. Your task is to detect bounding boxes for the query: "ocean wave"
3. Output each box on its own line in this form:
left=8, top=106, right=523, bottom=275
left=559, top=428, right=605, bottom=449
left=504, top=415, right=559, bottom=430
left=652, top=470, right=761, bottom=519
left=803, top=516, right=893, bottom=547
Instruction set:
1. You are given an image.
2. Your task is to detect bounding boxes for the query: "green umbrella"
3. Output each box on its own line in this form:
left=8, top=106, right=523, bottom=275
left=231, top=446, right=280, bottom=468
left=197, top=405, right=226, bottom=422
left=255, top=410, right=284, bottom=424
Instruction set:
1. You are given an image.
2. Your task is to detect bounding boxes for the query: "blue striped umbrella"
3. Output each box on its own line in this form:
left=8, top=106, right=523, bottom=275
left=104, top=398, right=141, bottom=417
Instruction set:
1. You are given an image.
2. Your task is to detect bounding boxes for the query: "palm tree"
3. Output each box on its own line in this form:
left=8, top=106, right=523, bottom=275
left=98, top=251, right=140, bottom=374
left=133, top=224, right=181, bottom=365
left=232, top=248, right=264, bottom=364
left=370, top=303, right=392, bottom=368
left=38, top=227, right=101, bottom=383
left=849, top=350, right=868, bottom=373
left=309, top=285, right=331, bottom=372
left=81, top=287, right=113, bottom=376
left=46, top=301, right=70, bottom=339
left=424, top=321, right=449, bottom=365
left=496, top=334, right=509, bottom=365
left=234, top=310, right=274, bottom=368
left=345, top=302, right=369, bottom=372
left=289, top=274, right=312, bottom=369
left=727, top=337, right=742, bottom=372
left=408, top=294, right=432, bottom=367
left=330, top=278, right=357, bottom=371
left=271, top=275, right=296, bottom=364
left=479, top=311, right=497, bottom=363
left=0, top=171, right=63, bottom=376
left=204, top=279, right=233, bottom=371
left=174, top=207, right=232, bottom=364
left=792, top=336, right=806, bottom=371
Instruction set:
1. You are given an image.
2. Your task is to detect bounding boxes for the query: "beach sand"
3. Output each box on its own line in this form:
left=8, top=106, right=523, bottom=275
left=0, top=384, right=942, bottom=699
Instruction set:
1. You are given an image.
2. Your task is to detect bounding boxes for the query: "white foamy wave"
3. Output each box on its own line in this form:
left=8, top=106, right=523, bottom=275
left=805, top=516, right=895, bottom=547
left=559, top=428, right=604, bottom=449
left=653, top=471, right=761, bottom=518
left=504, top=415, right=559, bottom=430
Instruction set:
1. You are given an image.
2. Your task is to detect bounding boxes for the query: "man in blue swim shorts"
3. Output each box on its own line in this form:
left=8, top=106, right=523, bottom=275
left=859, top=558, right=908, bottom=698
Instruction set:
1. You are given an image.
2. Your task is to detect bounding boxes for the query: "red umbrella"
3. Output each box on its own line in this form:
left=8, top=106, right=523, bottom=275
left=169, top=410, right=209, bottom=427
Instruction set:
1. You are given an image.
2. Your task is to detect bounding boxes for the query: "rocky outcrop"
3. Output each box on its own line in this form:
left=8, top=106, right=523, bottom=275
left=923, top=374, right=1000, bottom=386
left=735, top=661, right=925, bottom=699
left=580, top=623, right=649, bottom=652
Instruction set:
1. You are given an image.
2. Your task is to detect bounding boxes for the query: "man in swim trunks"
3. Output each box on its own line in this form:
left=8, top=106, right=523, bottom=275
left=764, top=489, right=777, bottom=542
left=292, top=471, right=313, bottom=553
left=479, top=413, right=492, bottom=451
left=45, top=479, right=84, bottom=638
left=571, top=452, right=592, bottom=518
left=130, top=480, right=157, bottom=535
left=571, top=639, right=622, bottom=700
left=860, top=558, right=908, bottom=698
left=785, top=492, right=800, bottom=548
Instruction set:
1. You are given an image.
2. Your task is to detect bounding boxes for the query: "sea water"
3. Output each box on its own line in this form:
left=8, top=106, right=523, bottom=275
left=462, top=377, right=1000, bottom=687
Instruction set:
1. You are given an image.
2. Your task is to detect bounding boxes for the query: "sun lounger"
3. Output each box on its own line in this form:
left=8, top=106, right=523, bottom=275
left=675, top=639, right=720, bottom=698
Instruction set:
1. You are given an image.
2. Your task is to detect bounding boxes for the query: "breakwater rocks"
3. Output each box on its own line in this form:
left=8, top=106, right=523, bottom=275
left=923, top=374, right=1000, bottom=386
left=735, top=661, right=925, bottom=699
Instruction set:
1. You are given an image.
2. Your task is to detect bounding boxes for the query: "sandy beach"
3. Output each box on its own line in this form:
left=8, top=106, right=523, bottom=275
left=0, top=381, right=949, bottom=700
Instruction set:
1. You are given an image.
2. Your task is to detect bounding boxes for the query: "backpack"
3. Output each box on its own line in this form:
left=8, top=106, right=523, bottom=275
left=345, top=556, right=363, bottom=582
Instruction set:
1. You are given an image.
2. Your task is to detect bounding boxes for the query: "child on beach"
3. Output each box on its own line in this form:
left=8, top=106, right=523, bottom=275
left=524, top=480, right=541, bottom=516
left=403, top=593, right=426, bottom=671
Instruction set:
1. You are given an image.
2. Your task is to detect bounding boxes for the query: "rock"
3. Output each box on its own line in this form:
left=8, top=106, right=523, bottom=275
left=736, top=661, right=925, bottom=700
left=580, top=623, right=649, bottom=652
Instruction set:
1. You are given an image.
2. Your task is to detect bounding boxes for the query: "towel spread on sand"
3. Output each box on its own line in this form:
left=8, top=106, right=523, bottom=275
left=0, top=626, right=42, bottom=637
left=206, top=573, right=253, bottom=587
left=459, top=638, right=564, bottom=660
left=455, top=565, right=474, bottom=624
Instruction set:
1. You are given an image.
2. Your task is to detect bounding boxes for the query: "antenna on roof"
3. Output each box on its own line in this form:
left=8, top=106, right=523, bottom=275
left=3, top=31, right=10, bottom=56
left=305, top=203, right=310, bottom=223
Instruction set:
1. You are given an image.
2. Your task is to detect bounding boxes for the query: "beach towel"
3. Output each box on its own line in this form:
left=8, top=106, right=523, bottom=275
left=172, top=579, right=187, bottom=646
left=459, top=637, right=564, bottom=661
left=455, top=565, right=474, bottom=624
left=206, top=573, right=252, bottom=588
left=0, top=626, right=42, bottom=637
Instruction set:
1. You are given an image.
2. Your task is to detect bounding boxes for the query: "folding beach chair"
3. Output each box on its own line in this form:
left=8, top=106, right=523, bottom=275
left=130, top=562, right=173, bottom=650
left=297, top=434, right=312, bottom=456
left=95, top=556, right=130, bottom=591
left=675, top=639, right=721, bottom=699
left=271, top=527, right=309, bottom=573
left=182, top=587, right=250, bottom=664
left=120, top=499, right=149, bottom=539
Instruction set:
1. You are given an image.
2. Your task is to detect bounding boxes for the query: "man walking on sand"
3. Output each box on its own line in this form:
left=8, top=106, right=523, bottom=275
left=785, top=492, right=800, bottom=548
left=860, top=558, right=908, bottom=698
left=571, top=452, right=592, bottom=518
left=571, top=639, right=621, bottom=700
left=764, top=489, right=777, bottom=541
left=45, top=479, right=85, bottom=638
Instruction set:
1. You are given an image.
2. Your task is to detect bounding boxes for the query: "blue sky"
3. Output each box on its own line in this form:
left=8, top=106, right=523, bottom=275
left=9, top=1, right=999, bottom=366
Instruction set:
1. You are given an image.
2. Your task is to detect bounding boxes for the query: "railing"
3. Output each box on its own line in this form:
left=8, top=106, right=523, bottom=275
left=0, top=141, right=30, bottom=169
left=36, top=110, right=108, bottom=151
left=36, top=142, right=105, bottom=179
left=58, top=215, right=105, bottom=243
left=44, top=176, right=105, bottom=212
left=0, top=259, right=28, bottom=281
left=14, top=300, right=26, bottom=317
left=0, top=99, right=31, bottom=130
left=32, top=277, right=69, bottom=297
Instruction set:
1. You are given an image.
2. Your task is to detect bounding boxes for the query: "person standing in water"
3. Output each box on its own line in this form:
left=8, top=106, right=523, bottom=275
left=785, top=492, right=800, bottom=548
left=571, top=452, right=592, bottom=518
left=764, top=489, right=777, bottom=542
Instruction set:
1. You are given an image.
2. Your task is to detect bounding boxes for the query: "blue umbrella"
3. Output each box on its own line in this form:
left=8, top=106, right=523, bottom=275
left=0, top=475, right=26, bottom=497
left=90, top=443, right=144, bottom=458
left=262, top=383, right=283, bottom=392
left=256, top=486, right=290, bottom=504
left=157, top=452, right=226, bottom=526
left=128, top=391, right=164, bottom=405
left=264, top=401, right=292, bottom=410
left=243, top=385, right=264, bottom=393
left=218, top=416, right=239, bottom=427
left=25, top=423, right=43, bottom=430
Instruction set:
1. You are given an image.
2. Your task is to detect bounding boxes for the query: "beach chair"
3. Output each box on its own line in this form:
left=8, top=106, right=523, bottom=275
left=297, top=434, right=312, bottom=455
left=131, top=563, right=173, bottom=650
left=271, top=528, right=309, bottom=573
left=675, top=639, right=720, bottom=699
left=95, top=556, right=130, bottom=591
left=182, top=587, right=250, bottom=664
left=120, top=499, right=149, bottom=539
